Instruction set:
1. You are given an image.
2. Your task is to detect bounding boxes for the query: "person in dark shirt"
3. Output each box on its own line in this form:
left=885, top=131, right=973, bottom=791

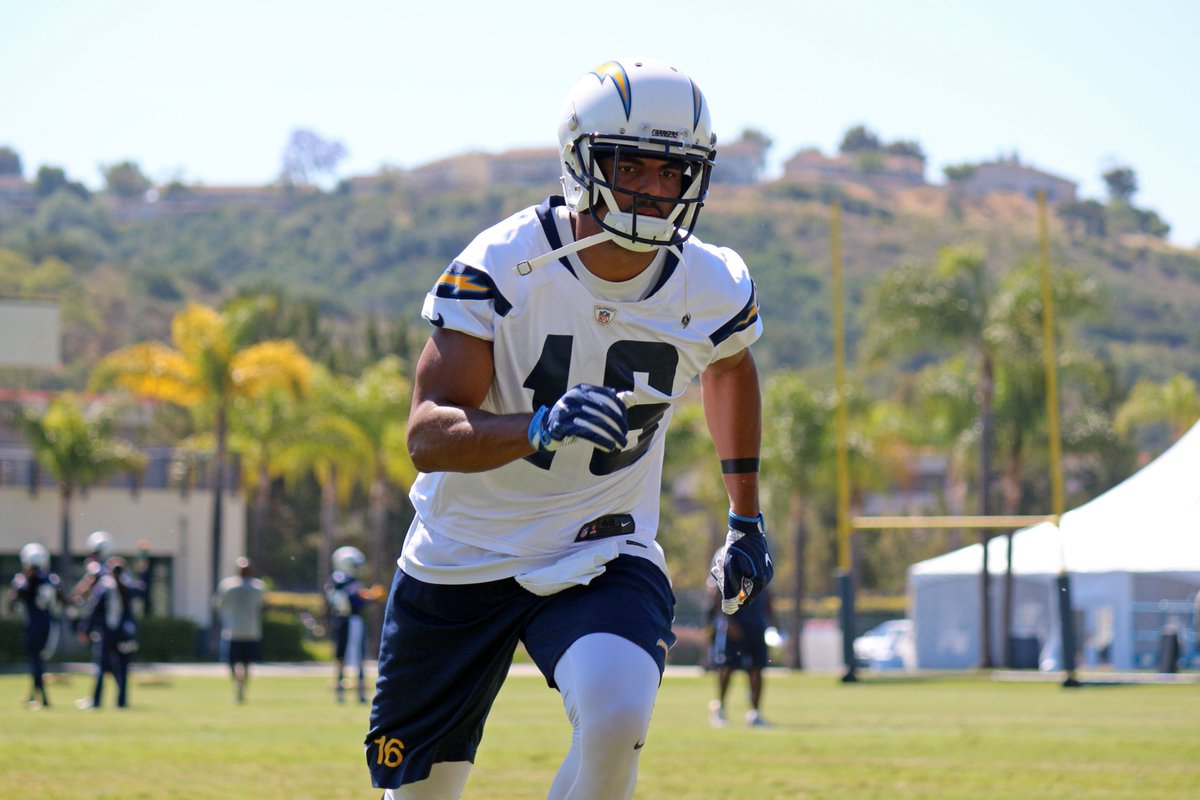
left=77, top=558, right=145, bottom=710
left=7, top=543, right=65, bottom=709
left=325, top=546, right=380, bottom=703
left=707, top=562, right=777, bottom=727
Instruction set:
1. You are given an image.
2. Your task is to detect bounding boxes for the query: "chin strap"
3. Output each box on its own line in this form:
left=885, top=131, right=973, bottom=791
left=514, top=233, right=692, bottom=328
left=515, top=231, right=614, bottom=276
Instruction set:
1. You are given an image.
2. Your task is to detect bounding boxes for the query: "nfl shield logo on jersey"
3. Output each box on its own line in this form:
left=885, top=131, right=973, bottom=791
left=593, top=305, right=617, bottom=326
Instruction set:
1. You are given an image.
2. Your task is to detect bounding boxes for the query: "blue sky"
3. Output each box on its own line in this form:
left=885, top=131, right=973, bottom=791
left=4, top=0, right=1198, bottom=246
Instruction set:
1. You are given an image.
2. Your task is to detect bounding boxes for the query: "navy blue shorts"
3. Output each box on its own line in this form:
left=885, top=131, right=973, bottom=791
left=226, top=639, right=261, bottom=666
left=364, top=554, right=676, bottom=790
left=711, top=617, right=768, bottom=671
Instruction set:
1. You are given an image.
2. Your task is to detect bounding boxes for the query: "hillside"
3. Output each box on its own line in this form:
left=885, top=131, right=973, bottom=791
left=2, top=177, right=1199, bottom=389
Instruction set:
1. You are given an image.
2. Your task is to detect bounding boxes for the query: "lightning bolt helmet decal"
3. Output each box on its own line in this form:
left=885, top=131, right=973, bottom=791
left=589, top=60, right=632, bottom=120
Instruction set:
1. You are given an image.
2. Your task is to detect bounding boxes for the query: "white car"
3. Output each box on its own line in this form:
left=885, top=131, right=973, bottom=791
left=853, top=619, right=916, bottom=670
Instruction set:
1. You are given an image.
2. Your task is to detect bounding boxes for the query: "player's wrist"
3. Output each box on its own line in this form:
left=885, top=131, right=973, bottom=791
left=728, top=510, right=765, bottom=536
left=527, top=406, right=550, bottom=450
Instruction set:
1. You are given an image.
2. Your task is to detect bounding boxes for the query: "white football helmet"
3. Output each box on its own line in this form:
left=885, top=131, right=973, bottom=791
left=86, top=530, right=114, bottom=559
left=332, top=546, right=366, bottom=576
left=20, top=542, right=50, bottom=570
left=557, top=57, right=717, bottom=252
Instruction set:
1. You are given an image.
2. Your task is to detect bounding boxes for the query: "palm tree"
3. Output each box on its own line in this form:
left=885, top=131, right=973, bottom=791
left=761, top=370, right=893, bottom=668
left=987, top=259, right=1101, bottom=665
left=761, top=371, right=836, bottom=669
left=227, top=384, right=312, bottom=573
left=274, top=364, right=374, bottom=585
left=14, top=394, right=145, bottom=589
left=864, top=244, right=1002, bottom=665
left=333, top=356, right=416, bottom=589
left=870, top=251, right=1103, bottom=667
left=1116, top=374, right=1200, bottom=443
left=90, top=302, right=311, bottom=648
left=658, top=402, right=728, bottom=589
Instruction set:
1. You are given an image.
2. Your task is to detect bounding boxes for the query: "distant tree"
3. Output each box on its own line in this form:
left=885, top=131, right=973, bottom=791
left=280, top=129, right=348, bottom=186
left=33, top=166, right=90, bottom=200
left=853, top=150, right=886, bottom=174
left=334, top=356, right=416, bottom=589
left=733, top=128, right=773, bottom=181
left=943, top=163, right=976, bottom=183
left=883, top=139, right=925, bottom=160
left=274, top=364, right=372, bottom=586
left=102, top=160, right=152, bottom=199
left=91, top=302, right=312, bottom=649
left=760, top=371, right=836, bottom=667
left=838, top=124, right=881, bottom=153
left=1058, top=199, right=1108, bottom=238
left=739, top=128, right=773, bottom=151
left=161, top=180, right=192, bottom=200
left=13, top=394, right=145, bottom=590
left=863, top=244, right=1001, bottom=666
left=0, top=248, right=36, bottom=294
left=0, top=145, right=22, bottom=177
left=1115, top=374, right=1200, bottom=441
left=1107, top=203, right=1170, bottom=238
left=1102, top=166, right=1137, bottom=202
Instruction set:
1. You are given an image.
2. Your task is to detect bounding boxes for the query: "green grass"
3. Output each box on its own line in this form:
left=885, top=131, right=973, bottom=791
left=2, top=668, right=1199, bottom=798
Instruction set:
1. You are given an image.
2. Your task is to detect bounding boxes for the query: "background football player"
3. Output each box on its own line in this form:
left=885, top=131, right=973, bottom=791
left=7, top=542, right=65, bottom=709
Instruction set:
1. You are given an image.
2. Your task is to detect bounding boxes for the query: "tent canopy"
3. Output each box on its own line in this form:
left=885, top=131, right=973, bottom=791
left=911, top=420, right=1200, bottom=577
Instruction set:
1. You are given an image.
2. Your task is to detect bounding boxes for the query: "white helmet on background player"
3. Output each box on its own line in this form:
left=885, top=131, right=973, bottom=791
left=20, top=542, right=50, bottom=570
left=332, top=546, right=366, bottom=576
left=557, top=57, right=717, bottom=252
left=86, top=530, right=114, bottom=559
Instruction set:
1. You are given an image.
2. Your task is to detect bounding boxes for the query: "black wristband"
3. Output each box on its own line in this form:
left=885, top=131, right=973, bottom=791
left=720, top=457, right=760, bottom=474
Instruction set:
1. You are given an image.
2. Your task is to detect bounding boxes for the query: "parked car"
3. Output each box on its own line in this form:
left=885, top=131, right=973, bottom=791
left=853, top=619, right=916, bottom=670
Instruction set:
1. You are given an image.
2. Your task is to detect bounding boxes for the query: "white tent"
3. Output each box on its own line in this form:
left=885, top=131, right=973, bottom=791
left=908, top=420, right=1200, bottom=670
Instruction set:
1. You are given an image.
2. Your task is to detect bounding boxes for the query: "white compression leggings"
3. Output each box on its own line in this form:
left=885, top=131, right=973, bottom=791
left=384, top=632, right=661, bottom=800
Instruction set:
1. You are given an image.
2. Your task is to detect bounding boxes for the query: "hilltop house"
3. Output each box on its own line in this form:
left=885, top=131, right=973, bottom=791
left=953, top=157, right=1077, bottom=203
left=354, top=131, right=772, bottom=195
left=782, top=148, right=927, bottom=190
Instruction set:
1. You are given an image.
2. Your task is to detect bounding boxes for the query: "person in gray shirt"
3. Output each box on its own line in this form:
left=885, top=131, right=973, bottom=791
left=213, top=557, right=266, bottom=703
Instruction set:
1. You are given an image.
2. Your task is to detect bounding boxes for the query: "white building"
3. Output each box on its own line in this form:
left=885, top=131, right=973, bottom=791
left=0, top=439, right=246, bottom=629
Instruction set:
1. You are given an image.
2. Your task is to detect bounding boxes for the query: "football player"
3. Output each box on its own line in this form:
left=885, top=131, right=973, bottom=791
left=7, top=543, right=65, bottom=709
left=707, top=568, right=778, bottom=727
left=78, top=557, right=145, bottom=709
left=325, top=546, right=379, bottom=703
left=366, top=57, right=773, bottom=799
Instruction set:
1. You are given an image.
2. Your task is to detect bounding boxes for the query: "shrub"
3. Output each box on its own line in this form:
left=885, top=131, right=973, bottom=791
left=0, top=618, right=24, bottom=663
left=261, top=612, right=315, bottom=661
left=137, top=616, right=201, bottom=662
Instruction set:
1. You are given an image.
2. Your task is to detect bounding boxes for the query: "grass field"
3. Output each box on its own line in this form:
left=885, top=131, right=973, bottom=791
left=2, top=666, right=1199, bottom=799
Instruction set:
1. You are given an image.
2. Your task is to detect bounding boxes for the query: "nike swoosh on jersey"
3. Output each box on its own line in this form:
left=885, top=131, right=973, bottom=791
left=428, top=313, right=445, bottom=327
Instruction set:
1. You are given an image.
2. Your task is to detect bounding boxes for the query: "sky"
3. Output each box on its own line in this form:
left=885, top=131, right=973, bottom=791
left=4, top=0, right=1199, bottom=247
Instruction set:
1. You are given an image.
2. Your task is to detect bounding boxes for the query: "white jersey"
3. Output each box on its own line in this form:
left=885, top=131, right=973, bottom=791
left=402, top=196, right=762, bottom=584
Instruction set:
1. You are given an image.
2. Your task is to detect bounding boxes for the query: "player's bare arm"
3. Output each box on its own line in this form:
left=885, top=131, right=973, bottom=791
left=407, top=327, right=536, bottom=473
left=700, top=347, right=762, bottom=517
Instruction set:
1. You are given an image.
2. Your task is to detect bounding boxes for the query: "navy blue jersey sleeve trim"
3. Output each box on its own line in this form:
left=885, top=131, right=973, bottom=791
left=433, top=261, right=513, bottom=317
left=708, top=282, right=760, bottom=346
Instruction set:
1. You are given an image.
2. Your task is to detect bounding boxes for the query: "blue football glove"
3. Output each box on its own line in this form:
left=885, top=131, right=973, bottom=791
left=711, top=511, right=774, bottom=614
left=528, top=384, right=629, bottom=453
